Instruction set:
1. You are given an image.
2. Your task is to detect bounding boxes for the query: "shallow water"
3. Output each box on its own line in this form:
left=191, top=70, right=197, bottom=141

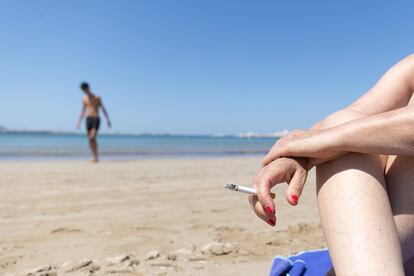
left=0, top=133, right=276, bottom=160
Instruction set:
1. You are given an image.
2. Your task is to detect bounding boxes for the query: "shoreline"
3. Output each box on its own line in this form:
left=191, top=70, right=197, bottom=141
left=0, top=133, right=278, bottom=163
left=0, top=153, right=266, bottom=162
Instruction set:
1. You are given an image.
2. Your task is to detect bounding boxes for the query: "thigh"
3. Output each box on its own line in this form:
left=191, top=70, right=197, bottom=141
left=385, top=155, right=414, bottom=261
left=88, top=128, right=97, bottom=139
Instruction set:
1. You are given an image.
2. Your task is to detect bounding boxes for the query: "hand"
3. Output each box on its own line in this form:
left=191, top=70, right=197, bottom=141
left=263, top=129, right=344, bottom=167
left=107, top=121, right=112, bottom=128
left=248, top=157, right=308, bottom=227
left=76, top=122, right=81, bottom=129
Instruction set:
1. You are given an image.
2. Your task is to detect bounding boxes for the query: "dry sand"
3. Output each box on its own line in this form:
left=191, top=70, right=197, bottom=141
left=0, top=157, right=326, bottom=275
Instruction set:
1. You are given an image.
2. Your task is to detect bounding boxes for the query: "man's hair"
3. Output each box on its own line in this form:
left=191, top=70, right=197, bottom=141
left=80, top=82, right=89, bottom=90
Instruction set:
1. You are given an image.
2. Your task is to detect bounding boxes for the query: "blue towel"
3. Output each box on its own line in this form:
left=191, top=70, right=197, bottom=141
left=269, top=248, right=332, bottom=276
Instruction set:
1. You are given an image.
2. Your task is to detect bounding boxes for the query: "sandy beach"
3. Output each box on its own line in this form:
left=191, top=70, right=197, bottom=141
left=0, top=157, right=325, bottom=275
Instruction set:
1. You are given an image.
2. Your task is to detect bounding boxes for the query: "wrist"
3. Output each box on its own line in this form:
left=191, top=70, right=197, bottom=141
left=305, top=128, right=348, bottom=169
left=324, top=126, right=346, bottom=152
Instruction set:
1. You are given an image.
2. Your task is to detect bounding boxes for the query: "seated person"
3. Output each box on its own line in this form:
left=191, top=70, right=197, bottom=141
left=249, top=53, right=414, bottom=275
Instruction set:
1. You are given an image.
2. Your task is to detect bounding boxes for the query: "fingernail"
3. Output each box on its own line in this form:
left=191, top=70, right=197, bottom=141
left=291, top=195, right=298, bottom=204
left=265, top=206, right=274, bottom=215
left=267, top=219, right=276, bottom=226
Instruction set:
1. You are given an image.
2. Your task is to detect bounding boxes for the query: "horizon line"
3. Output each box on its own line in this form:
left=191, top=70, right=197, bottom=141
left=0, top=127, right=288, bottom=138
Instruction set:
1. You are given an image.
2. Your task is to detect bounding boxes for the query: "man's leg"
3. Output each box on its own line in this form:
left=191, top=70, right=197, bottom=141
left=385, top=155, right=414, bottom=274
left=88, top=128, right=98, bottom=162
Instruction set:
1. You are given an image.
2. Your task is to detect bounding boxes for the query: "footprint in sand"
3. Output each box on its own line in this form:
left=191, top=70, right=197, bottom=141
left=50, top=227, right=82, bottom=234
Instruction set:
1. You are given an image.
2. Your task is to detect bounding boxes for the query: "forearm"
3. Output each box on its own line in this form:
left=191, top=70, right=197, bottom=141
left=104, top=111, right=110, bottom=121
left=333, top=105, right=414, bottom=156
left=78, top=111, right=85, bottom=124
left=304, top=108, right=365, bottom=167
left=103, top=110, right=111, bottom=123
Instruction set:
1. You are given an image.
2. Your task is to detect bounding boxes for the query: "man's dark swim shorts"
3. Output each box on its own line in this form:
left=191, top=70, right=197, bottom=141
left=86, top=116, right=100, bottom=131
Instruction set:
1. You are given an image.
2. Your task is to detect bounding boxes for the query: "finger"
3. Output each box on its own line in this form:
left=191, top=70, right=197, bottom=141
left=255, top=166, right=285, bottom=219
left=262, top=137, right=293, bottom=166
left=255, top=199, right=276, bottom=226
left=285, top=169, right=307, bottom=206
left=255, top=176, right=275, bottom=219
left=255, top=179, right=277, bottom=199
left=263, top=146, right=282, bottom=166
left=248, top=195, right=265, bottom=221
left=264, top=143, right=302, bottom=166
left=262, top=139, right=282, bottom=167
left=248, top=194, right=255, bottom=211
left=249, top=195, right=276, bottom=226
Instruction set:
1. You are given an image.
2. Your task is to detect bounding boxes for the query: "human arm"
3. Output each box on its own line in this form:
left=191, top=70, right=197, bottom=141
left=344, top=53, right=414, bottom=115
left=270, top=105, right=414, bottom=161
left=100, top=98, right=111, bottom=128
left=77, top=100, right=86, bottom=129
left=308, top=53, right=414, bottom=130
left=251, top=54, right=414, bottom=226
left=264, top=53, right=414, bottom=166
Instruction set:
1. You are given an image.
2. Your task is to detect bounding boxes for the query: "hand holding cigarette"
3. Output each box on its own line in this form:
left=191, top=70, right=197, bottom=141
left=243, top=157, right=308, bottom=227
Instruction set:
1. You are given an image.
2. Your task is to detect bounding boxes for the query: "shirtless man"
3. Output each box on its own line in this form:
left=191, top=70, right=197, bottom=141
left=77, top=82, right=111, bottom=162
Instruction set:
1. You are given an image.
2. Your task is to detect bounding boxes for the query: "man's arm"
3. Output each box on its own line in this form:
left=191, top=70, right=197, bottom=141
left=77, top=100, right=86, bottom=129
left=99, top=98, right=111, bottom=128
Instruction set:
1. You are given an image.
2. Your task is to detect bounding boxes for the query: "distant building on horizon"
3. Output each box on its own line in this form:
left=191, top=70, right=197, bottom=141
left=236, top=129, right=289, bottom=138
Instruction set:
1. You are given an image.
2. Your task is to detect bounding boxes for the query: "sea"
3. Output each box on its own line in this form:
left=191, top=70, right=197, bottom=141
left=0, top=132, right=278, bottom=160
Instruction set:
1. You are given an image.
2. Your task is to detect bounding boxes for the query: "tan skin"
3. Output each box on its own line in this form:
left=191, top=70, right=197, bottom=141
left=249, top=53, right=414, bottom=274
left=77, top=87, right=111, bottom=162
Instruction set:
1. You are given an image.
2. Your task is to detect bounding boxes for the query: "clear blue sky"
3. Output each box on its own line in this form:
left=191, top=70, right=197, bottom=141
left=1, top=1, right=413, bottom=134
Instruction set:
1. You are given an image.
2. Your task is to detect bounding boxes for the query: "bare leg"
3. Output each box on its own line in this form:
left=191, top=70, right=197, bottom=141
left=312, top=109, right=405, bottom=274
left=386, top=155, right=414, bottom=273
left=88, top=129, right=99, bottom=162
left=316, top=153, right=404, bottom=275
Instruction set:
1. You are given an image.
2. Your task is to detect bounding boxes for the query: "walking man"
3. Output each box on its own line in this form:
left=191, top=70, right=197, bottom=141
left=77, top=82, right=111, bottom=162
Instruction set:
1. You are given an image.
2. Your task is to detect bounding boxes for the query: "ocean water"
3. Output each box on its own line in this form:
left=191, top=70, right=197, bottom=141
left=0, top=133, right=277, bottom=160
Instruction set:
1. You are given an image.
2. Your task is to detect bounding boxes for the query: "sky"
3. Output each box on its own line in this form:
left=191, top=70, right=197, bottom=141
left=0, top=0, right=414, bottom=135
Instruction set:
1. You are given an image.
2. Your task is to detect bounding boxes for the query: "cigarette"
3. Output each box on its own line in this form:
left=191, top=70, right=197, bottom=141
left=224, top=184, right=257, bottom=195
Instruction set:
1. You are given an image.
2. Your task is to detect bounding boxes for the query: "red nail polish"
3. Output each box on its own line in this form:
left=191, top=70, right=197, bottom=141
left=265, top=206, right=274, bottom=215
left=291, top=195, right=298, bottom=204
left=267, top=219, right=276, bottom=226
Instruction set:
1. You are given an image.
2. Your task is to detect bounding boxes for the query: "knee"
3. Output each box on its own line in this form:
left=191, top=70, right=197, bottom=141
left=317, top=109, right=366, bottom=129
left=88, top=136, right=96, bottom=142
left=318, top=152, right=382, bottom=169
left=316, top=152, right=385, bottom=188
